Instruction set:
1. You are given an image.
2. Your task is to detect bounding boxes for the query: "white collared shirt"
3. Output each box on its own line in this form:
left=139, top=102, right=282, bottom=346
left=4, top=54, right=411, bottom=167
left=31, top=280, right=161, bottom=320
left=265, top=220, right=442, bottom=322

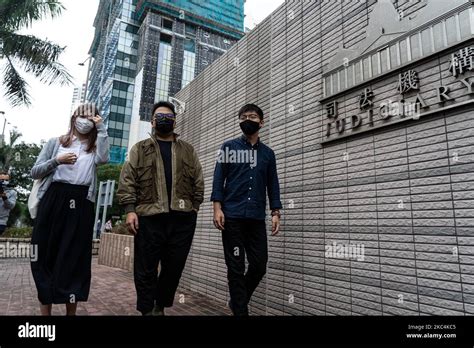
left=53, top=136, right=95, bottom=186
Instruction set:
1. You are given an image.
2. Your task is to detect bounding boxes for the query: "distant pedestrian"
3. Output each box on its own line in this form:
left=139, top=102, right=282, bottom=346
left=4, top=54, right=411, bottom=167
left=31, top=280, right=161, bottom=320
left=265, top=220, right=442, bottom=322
left=105, top=219, right=112, bottom=232
left=95, top=219, right=101, bottom=237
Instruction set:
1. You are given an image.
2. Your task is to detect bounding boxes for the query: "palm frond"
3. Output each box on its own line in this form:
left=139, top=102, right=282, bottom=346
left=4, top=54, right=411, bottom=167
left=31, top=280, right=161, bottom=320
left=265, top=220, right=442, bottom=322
left=0, top=0, right=64, bottom=31
left=0, top=0, right=71, bottom=107
left=2, top=55, right=31, bottom=107
left=9, top=128, right=22, bottom=146
left=1, top=32, right=72, bottom=86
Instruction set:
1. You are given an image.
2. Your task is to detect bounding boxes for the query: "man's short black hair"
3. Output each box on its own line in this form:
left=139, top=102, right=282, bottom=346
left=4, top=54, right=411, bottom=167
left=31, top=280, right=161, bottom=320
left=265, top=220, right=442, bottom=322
left=238, top=104, right=263, bottom=120
left=152, top=101, right=176, bottom=116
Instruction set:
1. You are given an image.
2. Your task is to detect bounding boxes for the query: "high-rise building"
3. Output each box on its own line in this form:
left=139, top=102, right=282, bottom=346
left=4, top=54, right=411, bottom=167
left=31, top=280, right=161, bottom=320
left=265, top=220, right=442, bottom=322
left=87, top=0, right=245, bottom=164
left=129, top=0, right=245, bottom=155
left=87, top=0, right=140, bottom=164
left=70, top=83, right=87, bottom=115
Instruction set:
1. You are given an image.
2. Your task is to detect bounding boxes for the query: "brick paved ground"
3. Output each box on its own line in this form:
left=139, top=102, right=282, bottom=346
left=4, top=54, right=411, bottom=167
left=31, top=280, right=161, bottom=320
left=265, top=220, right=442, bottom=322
left=0, top=257, right=231, bottom=316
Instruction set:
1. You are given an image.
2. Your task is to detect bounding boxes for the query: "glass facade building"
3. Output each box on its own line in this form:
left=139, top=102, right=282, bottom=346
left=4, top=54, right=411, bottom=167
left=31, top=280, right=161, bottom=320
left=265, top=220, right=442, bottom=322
left=87, top=0, right=245, bottom=163
left=135, top=0, right=244, bottom=38
left=88, top=0, right=140, bottom=163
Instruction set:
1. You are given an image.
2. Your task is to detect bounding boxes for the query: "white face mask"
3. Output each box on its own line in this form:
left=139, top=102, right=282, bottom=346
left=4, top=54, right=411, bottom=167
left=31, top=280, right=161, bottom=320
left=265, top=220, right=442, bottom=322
left=75, top=117, right=94, bottom=134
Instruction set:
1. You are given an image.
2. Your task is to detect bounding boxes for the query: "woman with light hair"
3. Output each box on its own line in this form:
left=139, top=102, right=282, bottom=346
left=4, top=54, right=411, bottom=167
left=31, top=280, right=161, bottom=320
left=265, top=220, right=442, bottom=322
left=30, top=103, right=109, bottom=315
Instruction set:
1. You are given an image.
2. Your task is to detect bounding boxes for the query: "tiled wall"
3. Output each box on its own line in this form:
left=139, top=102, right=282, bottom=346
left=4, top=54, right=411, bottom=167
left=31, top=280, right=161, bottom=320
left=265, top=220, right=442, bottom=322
left=175, top=0, right=474, bottom=315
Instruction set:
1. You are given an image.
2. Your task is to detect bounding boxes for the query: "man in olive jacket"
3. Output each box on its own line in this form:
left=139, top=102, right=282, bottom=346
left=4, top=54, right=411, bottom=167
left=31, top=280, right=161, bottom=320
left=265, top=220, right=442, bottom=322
left=117, top=101, right=204, bottom=316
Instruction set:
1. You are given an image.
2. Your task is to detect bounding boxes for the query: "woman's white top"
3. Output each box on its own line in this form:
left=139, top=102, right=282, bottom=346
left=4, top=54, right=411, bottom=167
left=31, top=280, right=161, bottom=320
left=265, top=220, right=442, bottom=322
left=52, top=136, right=95, bottom=186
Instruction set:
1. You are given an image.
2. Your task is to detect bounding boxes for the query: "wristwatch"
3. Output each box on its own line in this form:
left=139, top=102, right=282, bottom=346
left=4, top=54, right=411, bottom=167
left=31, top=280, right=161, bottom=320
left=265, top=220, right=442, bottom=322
left=271, top=210, right=281, bottom=218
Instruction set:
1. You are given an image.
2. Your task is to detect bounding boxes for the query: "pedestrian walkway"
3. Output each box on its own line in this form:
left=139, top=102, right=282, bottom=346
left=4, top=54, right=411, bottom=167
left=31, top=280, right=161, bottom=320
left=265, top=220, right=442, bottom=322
left=0, top=257, right=231, bottom=316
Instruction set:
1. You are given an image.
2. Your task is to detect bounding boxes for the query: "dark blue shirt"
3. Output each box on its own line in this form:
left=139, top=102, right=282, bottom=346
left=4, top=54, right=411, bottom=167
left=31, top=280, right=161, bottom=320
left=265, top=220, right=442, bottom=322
left=157, top=140, right=172, bottom=208
left=210, top=135, right=282, bottom=220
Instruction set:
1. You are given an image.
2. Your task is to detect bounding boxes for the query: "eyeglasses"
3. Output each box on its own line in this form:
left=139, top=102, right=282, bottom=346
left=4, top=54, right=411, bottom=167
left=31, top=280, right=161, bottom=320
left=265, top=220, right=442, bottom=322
left=239, top=113, right=260, bottom=121
left=154, top=113, right=176, bottom=120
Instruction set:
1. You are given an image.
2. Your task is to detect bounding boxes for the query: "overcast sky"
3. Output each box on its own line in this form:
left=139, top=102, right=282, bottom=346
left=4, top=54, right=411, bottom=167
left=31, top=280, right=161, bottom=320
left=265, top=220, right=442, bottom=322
left=0, top=0, right=284, bottom=145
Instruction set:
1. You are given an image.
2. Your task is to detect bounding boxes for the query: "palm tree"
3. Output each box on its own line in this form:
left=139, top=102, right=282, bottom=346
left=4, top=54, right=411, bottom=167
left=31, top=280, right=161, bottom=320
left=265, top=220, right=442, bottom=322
left=0, top=127, right=22, bottom=170
left=0, top=0, right=72, bottom=107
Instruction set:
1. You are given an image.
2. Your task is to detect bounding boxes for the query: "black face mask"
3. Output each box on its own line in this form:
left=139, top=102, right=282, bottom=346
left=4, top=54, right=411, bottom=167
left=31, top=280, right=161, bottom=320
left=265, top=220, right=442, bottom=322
left=240, top=120, right=260, bottom=135
left=155, top=118, right=175, bottom=135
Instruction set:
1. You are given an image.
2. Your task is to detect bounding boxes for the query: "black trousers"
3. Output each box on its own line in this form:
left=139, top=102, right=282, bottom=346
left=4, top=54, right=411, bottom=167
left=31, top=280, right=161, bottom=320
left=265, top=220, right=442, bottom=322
left=222, top=218, right=268, bottom=316
left=0, top=224, right=6, bottom=236
left=134, top=211, right=196, bottom=314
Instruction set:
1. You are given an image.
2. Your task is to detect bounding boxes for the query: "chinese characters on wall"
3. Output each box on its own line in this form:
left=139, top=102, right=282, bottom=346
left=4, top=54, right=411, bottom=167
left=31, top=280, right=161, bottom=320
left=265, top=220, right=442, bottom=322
left=323, top=46, right=474, bottom=142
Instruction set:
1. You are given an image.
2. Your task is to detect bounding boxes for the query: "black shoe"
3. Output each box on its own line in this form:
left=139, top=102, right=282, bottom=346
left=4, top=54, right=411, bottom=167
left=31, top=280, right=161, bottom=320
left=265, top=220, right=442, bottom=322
left=227, top=299, right=234, bottom=315
left=152, top=305, right=165, bottom=316
left=227, top=299, right=250, bottom=316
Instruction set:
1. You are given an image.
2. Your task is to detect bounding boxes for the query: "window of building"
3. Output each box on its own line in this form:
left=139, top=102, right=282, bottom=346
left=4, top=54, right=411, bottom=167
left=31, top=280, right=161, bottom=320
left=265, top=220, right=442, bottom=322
left=155, top=42, right=172, bottom=102
left=185, top=24, right=196, bottom=37
left=160, top=33, right=172, bottom=44
left=163, top=18, right=173, bottom=31
left=182, top=49, right=196, bottom=88
left=184, top=38, right=195, bottom=52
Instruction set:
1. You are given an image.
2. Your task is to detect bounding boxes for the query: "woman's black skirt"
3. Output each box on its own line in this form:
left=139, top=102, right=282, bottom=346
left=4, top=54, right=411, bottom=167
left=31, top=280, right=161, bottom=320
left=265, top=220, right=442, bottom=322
left=31, top=182, right=94, bottom=305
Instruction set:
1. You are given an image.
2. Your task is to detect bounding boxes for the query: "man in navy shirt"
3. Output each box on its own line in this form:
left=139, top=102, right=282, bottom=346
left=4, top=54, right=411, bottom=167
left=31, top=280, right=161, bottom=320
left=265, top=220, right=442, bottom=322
left=211, top=103, right=282, bottom=316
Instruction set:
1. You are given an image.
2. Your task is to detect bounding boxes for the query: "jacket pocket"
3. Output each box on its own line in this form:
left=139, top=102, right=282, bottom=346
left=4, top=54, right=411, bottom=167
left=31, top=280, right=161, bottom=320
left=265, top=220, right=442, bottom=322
left=177, top=158, right=194, bottom=199
left=136, top=159, right=154, bottom=204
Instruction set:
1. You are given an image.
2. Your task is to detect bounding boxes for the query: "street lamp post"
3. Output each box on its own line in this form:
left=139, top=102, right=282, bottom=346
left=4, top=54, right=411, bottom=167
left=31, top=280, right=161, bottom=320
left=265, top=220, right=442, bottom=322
left=79, top=56, right=93, bottom=103
left=0, top=111, right=5, bottom=148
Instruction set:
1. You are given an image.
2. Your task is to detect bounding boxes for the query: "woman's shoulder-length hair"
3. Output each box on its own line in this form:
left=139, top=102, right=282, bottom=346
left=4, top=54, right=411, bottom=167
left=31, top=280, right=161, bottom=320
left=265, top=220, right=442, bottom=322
left=59, top=103, right=100, bottom=153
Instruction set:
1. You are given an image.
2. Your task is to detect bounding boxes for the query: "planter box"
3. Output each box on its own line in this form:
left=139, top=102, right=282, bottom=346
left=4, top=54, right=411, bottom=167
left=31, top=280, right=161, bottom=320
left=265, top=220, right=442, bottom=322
left=98, top=232, right=134, bottom=272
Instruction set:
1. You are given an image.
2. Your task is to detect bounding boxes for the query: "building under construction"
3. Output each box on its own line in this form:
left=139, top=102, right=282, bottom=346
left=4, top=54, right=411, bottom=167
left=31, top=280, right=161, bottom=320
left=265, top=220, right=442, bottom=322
left=87, top=0, right=245, bottom=163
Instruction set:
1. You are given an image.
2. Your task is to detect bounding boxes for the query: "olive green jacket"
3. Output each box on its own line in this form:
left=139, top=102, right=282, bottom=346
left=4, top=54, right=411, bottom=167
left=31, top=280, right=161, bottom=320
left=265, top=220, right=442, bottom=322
left=117, top=134, right=204, bottom=216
